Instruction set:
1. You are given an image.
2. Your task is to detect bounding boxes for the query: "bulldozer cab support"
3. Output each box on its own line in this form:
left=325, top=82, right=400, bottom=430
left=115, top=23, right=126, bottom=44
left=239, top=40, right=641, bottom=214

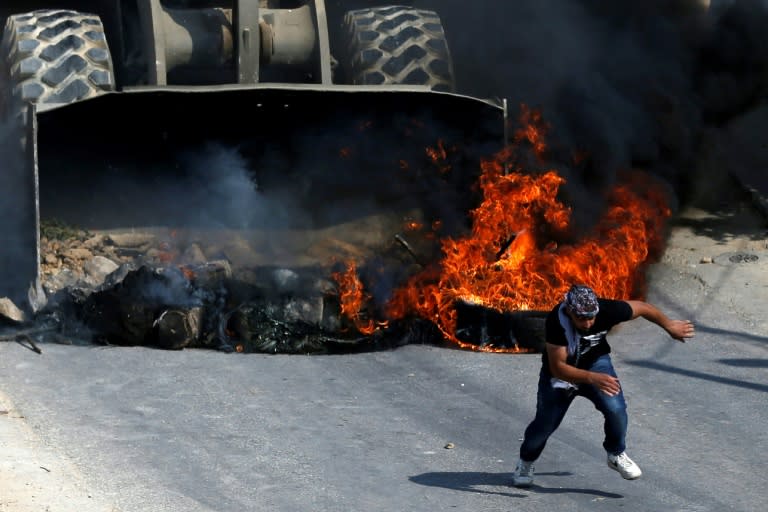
left=313, top=0, right=333, bottom=84
left=27, top=104, right=43, bottom=310
left=234, top=0, right=259, bottom=84
left=0, top=103, right=42, bottom=309
left=139, top=0, right=166, bottom=85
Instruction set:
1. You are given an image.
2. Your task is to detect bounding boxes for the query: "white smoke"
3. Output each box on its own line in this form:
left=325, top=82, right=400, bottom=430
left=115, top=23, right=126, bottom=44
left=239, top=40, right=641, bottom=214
left=160, top=142, right=276, bottom=230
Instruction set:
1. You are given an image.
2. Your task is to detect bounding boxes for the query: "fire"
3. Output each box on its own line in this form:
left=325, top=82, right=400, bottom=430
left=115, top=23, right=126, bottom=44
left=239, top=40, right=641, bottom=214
left=386, top=166, right=670, bottom=348
left=180, top=266, right=197, bottom=281
left=157, top=241, right=178, bottom=264
left=426, top=140, right=452, bottom=173
left=333, top=107, right=672, bottom=351
left=404, top=221, right=423, bottom=232
left=515, top=104, right=549, bottom=159
left=332, top=261, right=386, bottom=335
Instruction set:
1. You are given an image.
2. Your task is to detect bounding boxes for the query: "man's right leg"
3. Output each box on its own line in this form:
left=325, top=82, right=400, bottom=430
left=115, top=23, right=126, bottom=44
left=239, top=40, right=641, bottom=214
left=520, top=370, right=575, bottom=461
left=514, top=371, right=575, bottom=486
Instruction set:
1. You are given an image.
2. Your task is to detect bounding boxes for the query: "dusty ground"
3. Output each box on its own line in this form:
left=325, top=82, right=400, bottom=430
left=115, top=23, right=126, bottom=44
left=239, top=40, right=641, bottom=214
left=652, top=170, right=768, bottom=337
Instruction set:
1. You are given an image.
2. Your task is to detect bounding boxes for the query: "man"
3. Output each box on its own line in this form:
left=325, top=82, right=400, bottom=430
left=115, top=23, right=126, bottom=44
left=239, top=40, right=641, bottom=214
left=512, top=284, right=695, bottom=487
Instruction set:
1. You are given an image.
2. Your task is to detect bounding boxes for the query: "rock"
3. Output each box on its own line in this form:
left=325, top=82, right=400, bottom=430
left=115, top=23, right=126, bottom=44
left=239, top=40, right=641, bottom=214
left=83, top=256, right=120, bottom=286
left=0, top=297, right=26, bottom=324
left=43, top=253, right=60, bottom=266
left=42, top=268, right=83, bottom=296
left=83, top=234, right=106, bottom=250
left=181, top=243, right=207, bottom=265
left=104, top=233, right=156, bottom=248
left=62, top=247, right=93, bottom=261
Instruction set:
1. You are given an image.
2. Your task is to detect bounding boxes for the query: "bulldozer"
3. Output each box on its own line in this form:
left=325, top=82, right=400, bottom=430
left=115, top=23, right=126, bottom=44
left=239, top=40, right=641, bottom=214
left=0, top=1, right=506, bottom=311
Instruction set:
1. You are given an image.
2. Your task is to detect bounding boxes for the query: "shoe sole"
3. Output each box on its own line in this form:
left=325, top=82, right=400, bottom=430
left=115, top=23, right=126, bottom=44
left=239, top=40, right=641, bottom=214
left=512, top=479, right=533, bottom=488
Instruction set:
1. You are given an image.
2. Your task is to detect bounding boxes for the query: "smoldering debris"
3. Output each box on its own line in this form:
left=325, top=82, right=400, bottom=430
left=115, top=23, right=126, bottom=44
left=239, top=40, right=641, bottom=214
left=2, top=220, right=460, bottom=354
left=32, top=260, right=380, bottom=354
left=13, top=216, right=545, bottom=354
left=52, top=261, right=440, bottom=354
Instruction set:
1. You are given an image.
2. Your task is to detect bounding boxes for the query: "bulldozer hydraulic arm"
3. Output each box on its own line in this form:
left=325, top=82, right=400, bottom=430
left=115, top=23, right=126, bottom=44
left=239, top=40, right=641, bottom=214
left=135, top=0, right=324, bottom=86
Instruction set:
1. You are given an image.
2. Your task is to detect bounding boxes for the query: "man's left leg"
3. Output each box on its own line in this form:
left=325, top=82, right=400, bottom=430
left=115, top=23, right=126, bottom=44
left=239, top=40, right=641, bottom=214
left=580, top=355, right=642, bottom=480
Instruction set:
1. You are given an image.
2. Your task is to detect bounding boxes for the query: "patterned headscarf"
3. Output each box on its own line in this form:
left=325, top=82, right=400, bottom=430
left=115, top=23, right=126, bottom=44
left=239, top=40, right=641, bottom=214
left=564, top=284, right=599, bottom=318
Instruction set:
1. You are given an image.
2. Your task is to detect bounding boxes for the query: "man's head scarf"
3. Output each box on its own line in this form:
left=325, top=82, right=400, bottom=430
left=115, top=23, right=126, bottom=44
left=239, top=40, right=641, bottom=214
left=565, top=284, right=599, bottom=318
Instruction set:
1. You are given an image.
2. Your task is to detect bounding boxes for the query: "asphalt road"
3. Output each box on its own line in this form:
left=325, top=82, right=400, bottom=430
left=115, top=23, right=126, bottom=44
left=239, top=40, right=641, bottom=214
left=1, top=242, right=766, bottom=512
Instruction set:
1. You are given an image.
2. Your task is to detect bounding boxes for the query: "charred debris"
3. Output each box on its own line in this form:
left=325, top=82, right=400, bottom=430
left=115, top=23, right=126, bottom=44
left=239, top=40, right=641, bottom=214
left=0, top=222, right=545, bottom=355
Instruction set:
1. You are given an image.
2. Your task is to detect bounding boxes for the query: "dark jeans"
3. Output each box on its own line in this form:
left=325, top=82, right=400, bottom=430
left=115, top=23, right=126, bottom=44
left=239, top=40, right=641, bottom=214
left=519, top=354, right=628, bottom=462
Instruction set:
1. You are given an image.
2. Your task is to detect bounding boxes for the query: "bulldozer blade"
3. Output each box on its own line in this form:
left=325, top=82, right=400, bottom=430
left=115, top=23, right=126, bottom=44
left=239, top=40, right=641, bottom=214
left=1, top=85, right=505, bottom=308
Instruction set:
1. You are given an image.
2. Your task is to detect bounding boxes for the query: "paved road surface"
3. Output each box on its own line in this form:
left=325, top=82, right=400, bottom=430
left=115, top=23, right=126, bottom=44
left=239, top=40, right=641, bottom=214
left=1, top=203, right=766, bottom=511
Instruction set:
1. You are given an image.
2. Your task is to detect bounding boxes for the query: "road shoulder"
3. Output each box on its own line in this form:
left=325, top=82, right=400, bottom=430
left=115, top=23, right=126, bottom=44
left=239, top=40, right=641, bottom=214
left=0, top=389, right=116, bottom=512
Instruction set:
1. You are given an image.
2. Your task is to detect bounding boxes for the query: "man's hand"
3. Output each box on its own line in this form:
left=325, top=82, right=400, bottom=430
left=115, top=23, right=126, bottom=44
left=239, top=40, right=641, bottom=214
left=547, top=344, right=622, bottom=396
left=664, top=319, right=695, bottom=342
left=588, top=372, right=621, bottom=396
left=627, top=301, right=695, bottom=343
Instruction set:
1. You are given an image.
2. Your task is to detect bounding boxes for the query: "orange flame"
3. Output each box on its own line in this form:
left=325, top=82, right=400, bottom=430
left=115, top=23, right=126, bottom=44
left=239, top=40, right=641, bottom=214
left=386, top=165, right=670, bottom=348
left=333, top=107, right=672, bottom=350
left=332, top=261, right=378, bottom=335
left=514, top=104, right=549, bottom=159
left=426, top=139, right=453, bottom=174
left=404, top=221, right=423, bottom=232
left=180, top=266, right=197, bottom=281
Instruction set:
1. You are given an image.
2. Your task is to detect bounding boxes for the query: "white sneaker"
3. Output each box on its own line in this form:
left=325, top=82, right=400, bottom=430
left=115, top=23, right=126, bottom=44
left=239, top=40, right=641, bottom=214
left=607, top=451, right=642, bottom=480
left=512, top=458, right=535, bottom=487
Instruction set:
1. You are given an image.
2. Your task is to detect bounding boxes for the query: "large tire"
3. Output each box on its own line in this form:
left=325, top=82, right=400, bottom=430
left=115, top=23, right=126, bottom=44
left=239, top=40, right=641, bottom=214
left=341, top=6, right=455, bottom=92
left=0, top=9, right=114, bottom=123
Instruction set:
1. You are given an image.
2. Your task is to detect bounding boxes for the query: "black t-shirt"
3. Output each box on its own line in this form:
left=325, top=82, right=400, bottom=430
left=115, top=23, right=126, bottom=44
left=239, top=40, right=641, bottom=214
left=542, top=298, right=633, bottom=373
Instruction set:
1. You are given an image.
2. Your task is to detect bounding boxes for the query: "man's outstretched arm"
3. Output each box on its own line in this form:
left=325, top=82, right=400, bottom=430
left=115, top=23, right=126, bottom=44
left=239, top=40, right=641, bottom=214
left=625, top=300, right=695, bottom=342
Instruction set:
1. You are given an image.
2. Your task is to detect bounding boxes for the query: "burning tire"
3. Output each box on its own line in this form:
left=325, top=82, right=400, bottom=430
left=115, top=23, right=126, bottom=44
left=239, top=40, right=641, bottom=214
left=341, top=6, right=455, bottom=92
left=0, top=9, right=114, bottom=125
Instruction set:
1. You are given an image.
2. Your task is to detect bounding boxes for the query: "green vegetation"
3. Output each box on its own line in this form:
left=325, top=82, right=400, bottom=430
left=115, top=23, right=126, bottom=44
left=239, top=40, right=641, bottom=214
left=40, top=219, right=89, bottom=241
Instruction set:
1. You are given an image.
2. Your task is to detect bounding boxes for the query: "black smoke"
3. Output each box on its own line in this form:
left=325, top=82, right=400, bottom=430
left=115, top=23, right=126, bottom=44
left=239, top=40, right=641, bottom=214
left=419, top=0, right=768, bottom=229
